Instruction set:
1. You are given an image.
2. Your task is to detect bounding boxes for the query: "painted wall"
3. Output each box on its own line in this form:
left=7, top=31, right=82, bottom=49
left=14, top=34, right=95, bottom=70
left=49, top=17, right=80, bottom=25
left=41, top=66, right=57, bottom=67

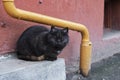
left=0, top=0, right=105, bottom=65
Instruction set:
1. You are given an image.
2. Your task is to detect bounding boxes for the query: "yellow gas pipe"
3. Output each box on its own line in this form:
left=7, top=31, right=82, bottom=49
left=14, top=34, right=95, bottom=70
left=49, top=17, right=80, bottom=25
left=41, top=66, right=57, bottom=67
left=2, top=0, right=92, bottom=77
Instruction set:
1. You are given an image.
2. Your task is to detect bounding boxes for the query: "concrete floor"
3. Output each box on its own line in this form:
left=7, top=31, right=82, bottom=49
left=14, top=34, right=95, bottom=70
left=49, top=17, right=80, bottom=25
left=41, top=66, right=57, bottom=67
left=66, top=53, right=120, bottom=80
left=0, top=57, right=66, bottom=80
left=103, top=28, right=120, bottom=40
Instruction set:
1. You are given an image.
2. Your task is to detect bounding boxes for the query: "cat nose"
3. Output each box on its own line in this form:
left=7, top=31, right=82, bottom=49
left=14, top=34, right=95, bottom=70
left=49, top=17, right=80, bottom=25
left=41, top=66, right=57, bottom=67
left=57, top=39, right=61, bottom=42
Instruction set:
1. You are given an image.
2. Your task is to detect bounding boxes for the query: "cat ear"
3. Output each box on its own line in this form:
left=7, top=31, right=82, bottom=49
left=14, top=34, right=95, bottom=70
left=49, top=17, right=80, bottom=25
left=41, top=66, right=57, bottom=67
left=51, top=26, right=55, bottom=29
left=63, top=27, right=68, bottom=33
left=50, top=26, right=56, bottom=32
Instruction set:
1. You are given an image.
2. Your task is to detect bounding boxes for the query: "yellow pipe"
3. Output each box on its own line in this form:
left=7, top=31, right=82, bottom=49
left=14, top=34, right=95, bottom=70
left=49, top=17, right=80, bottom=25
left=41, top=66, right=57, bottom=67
left=2, top=0, right=92, bottom=77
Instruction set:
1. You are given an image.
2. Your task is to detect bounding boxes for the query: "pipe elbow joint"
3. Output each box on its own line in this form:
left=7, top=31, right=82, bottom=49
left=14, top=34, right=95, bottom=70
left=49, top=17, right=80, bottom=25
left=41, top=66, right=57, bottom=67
left=3, top=0, right=21, bottom=19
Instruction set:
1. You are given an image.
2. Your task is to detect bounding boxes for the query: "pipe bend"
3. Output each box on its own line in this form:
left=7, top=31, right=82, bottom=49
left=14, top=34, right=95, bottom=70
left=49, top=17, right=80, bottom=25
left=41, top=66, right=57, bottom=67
left=3, top=0, right=21, bottom=19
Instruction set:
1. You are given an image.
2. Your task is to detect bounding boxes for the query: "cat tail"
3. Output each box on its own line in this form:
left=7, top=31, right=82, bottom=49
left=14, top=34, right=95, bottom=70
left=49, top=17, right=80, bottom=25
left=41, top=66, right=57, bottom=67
left=17, top=55, right=45, bottom=61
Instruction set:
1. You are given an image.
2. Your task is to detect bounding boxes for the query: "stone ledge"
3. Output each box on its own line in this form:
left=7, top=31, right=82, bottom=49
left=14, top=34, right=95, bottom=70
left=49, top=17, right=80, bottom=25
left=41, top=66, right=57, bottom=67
left=0, top=58, right=66, bottom=80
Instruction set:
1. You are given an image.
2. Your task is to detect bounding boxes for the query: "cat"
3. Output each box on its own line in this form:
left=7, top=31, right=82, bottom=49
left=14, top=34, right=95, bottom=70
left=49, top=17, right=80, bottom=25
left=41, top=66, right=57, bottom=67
left=16, top=25, right=69, bottom=61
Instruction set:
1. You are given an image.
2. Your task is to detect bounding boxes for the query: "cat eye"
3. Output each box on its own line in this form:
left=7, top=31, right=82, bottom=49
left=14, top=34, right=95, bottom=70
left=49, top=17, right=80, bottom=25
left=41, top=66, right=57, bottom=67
left=62, top=28, right=68, bottom=34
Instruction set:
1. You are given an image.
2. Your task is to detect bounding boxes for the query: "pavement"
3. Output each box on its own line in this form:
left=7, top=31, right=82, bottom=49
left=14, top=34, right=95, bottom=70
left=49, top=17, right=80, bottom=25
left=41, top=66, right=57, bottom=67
left=66, top=53, right=120, bottom=80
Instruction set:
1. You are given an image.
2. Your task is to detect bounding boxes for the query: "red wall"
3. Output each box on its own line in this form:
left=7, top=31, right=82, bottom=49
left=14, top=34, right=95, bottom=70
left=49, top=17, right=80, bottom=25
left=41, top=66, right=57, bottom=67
left=0, top=0, right=104, bottom=64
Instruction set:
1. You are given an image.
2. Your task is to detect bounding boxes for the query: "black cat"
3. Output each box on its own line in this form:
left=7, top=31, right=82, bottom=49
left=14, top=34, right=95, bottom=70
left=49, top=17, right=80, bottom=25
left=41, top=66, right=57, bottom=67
left=16, top=25, right=69, bottom=61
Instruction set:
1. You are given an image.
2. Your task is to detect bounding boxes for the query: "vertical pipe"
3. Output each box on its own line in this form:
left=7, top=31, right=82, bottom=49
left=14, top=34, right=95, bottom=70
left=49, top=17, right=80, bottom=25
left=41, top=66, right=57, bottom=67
left=80, top=41, right=92, bottom=76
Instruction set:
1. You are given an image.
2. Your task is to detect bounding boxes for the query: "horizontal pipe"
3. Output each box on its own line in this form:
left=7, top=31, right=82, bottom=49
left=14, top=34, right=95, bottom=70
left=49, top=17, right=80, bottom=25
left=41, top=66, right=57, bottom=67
left=2, top=0, right=92, bottom=76
left=2, top=0, right=89, bottom=41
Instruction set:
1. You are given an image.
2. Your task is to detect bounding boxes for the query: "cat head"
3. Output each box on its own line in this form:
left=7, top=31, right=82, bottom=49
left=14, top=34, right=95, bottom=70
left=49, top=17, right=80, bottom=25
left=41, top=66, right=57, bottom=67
left=47, top=26, right=69, bottom=49
left=50, top=26, right=68, bottom=34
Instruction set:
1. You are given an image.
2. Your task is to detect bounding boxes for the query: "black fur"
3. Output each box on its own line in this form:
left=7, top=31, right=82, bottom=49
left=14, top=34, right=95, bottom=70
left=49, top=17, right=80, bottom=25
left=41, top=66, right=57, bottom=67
left=16, top=25, right=69, bottom=61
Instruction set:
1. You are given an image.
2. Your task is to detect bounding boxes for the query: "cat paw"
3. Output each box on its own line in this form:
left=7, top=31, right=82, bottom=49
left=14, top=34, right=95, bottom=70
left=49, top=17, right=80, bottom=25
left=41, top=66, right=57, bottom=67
left=45, top=57, right=57, bottom=61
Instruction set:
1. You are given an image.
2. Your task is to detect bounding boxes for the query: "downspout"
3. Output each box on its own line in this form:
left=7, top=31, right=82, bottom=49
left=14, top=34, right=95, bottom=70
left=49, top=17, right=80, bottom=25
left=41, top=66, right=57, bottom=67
left=2, top=0, right=92, bottom=77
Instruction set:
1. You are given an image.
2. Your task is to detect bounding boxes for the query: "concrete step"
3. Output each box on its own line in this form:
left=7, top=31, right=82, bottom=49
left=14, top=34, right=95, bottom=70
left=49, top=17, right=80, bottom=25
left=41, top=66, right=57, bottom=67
left=0, top=57, right=66, bottom=80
